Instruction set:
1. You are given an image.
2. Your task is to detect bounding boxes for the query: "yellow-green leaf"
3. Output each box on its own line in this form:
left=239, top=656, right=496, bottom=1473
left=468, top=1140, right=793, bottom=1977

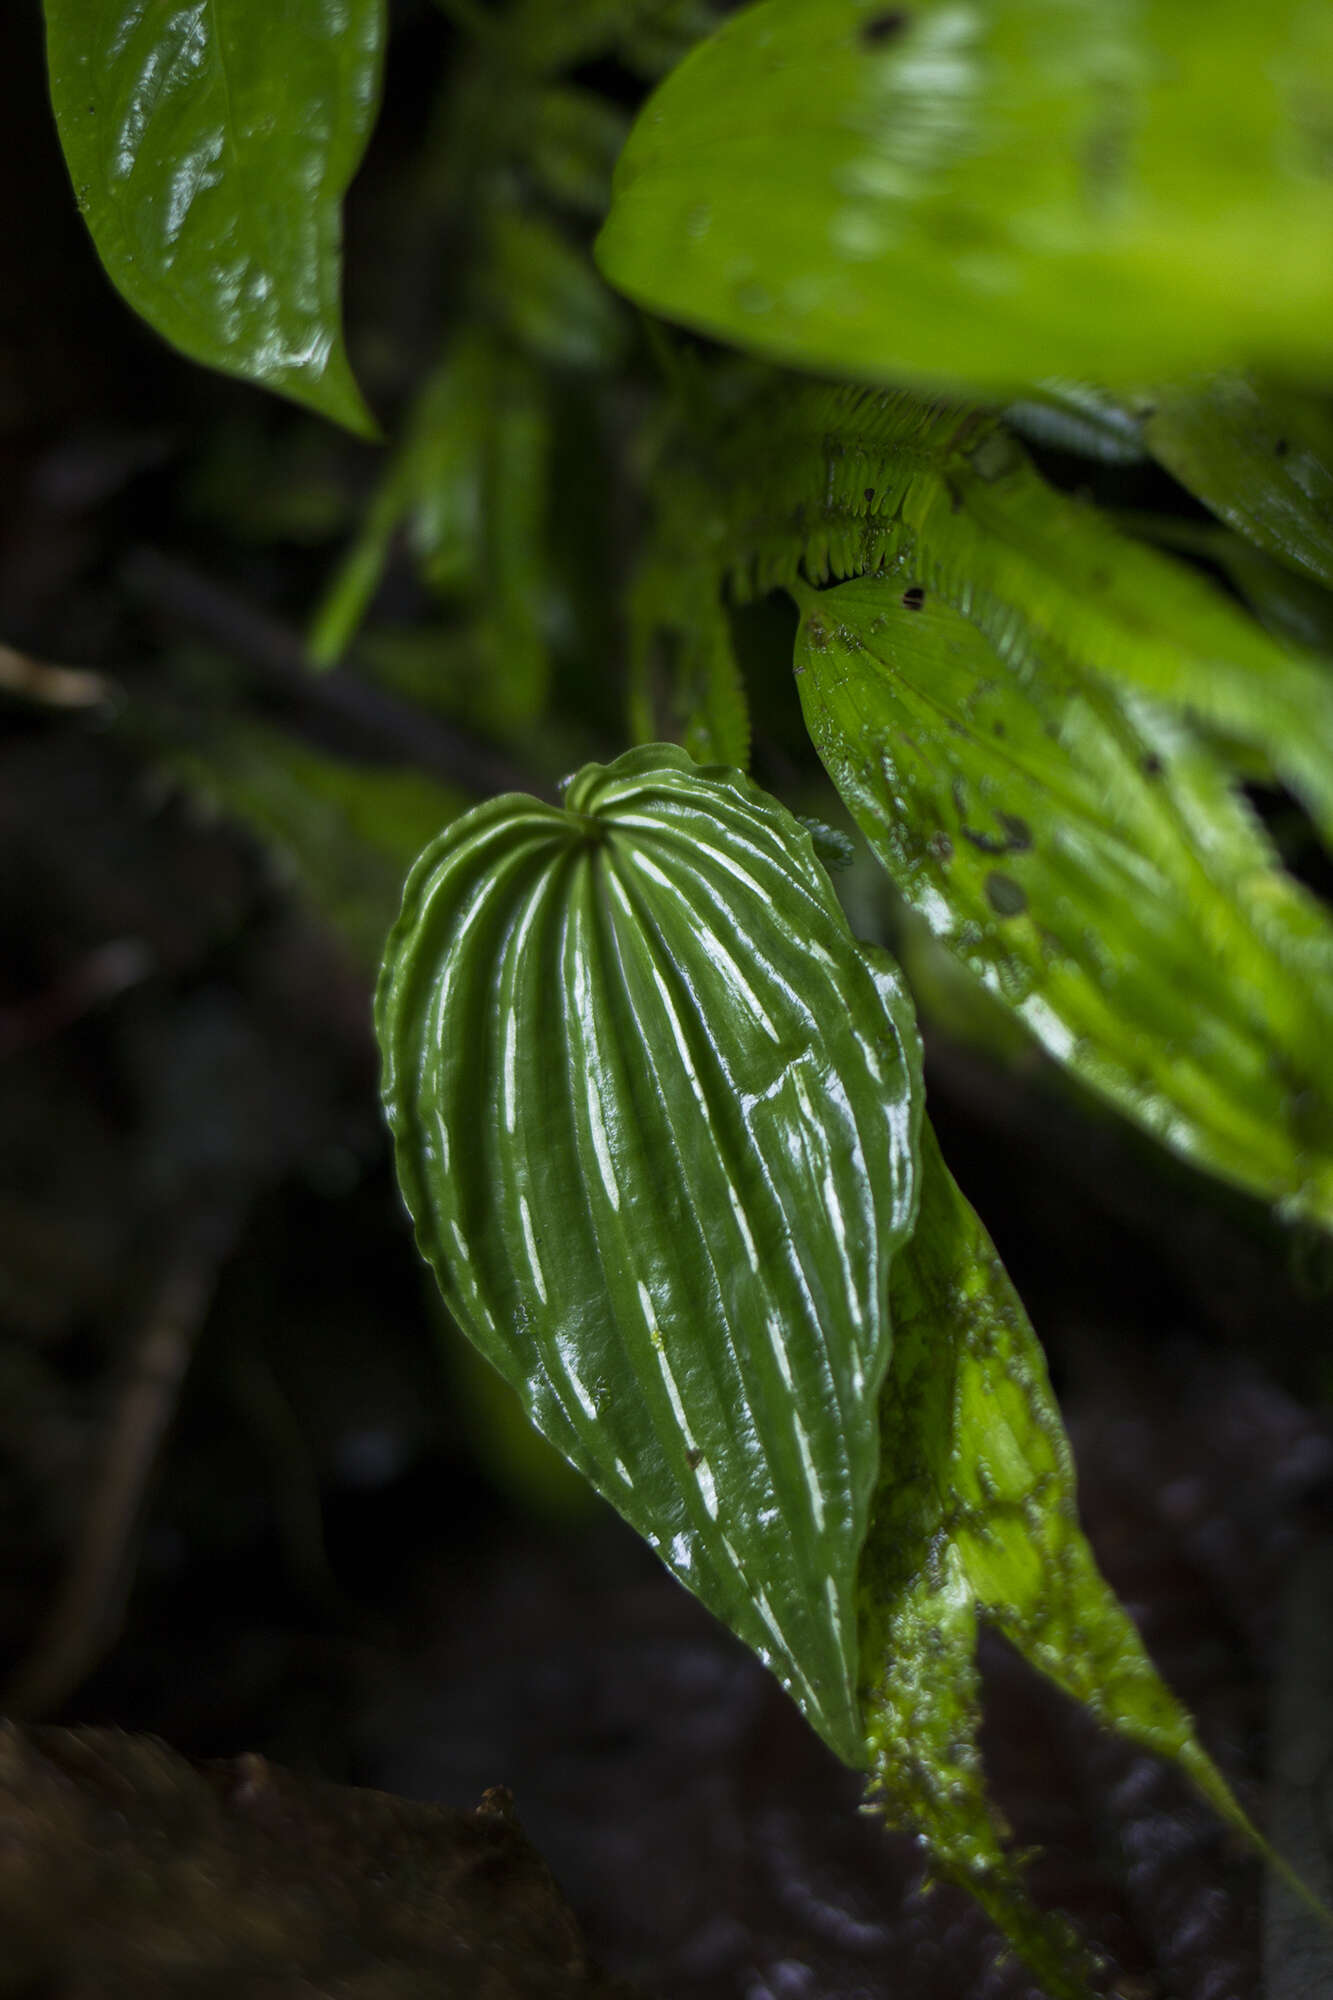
left=596, top=0, right=1333, bottom=393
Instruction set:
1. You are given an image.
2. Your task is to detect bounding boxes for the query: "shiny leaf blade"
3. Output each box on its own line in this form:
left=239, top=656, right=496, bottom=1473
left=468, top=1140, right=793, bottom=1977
left=378, top=744, right=923, bottom=1763
left=44, top=0, right=383, bottom=432
left=1143, top=377, right=1333, bottom=589
left=794, top=573, right=1333, bottom=1226
left=860, top=1126, right=1258, bottom=1994
left=596, top=0, right=1333, bottom=393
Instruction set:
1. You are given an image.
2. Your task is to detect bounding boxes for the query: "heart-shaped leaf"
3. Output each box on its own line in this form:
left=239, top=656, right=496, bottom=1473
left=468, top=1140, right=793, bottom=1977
left=377, top=744, right=923, bottom=1763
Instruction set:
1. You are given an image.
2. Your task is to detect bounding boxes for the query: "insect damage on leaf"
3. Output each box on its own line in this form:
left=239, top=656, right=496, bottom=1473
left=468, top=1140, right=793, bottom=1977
left=377, top=743, right=923, bottom=1765
left=793, top=571, right=1333, bottom=1229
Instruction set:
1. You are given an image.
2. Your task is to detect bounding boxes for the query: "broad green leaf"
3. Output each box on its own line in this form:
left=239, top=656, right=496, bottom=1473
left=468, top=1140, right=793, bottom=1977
left=793, top=572, right=1333, bottom=1227
left=860, top=1125, right=1260, bottom=1996
left=44, top=0, right=383, bottom=433
left=378, top=744, right=923, bottom=1763
left=596, top=0, right=1333, bottom=393
left=1119, top=515, right=1333, bottom=662
left=670, top=377, right=1333, bottom=849
left=1143, top=377, right=1333, bottom=589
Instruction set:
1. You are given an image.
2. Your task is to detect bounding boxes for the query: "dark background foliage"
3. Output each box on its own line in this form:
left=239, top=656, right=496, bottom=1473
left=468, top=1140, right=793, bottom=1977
left=3, top=4, right=1333, bottom=1994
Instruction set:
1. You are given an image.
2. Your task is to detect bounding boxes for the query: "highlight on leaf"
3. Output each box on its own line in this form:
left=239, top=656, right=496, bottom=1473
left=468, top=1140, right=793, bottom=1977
left=44, top=0, right=384, bottom=433
left=793, top=569, right=1333, bottom=1229
left=596, top=0, right=1333, bottom=393
left=376, top=743, right=923, bottom=1765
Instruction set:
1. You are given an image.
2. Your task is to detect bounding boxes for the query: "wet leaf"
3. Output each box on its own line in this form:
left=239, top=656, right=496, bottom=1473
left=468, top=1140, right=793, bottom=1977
left=1143, top=377, right=1333, bottom=589
left=793, top=572, right=1333, bottom=1227
left=860, top=1126, right=1259, bottom=1997
left=596, top=0, right=1333, bottom=393
left=44, top=0, right=383, bottom=432
left=377, top=744, right=923, bottom=1764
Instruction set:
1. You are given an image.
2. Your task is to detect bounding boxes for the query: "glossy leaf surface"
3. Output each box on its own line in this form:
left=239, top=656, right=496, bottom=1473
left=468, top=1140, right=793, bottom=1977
left=44, top=0, right=383, bottom=432
left=378, top=745, right=923, bottom=1764
left=794, top=573, right=1333, bottom=1226
left=860, top=1127, right=1257, bottom=1995
left=1143, top=378, right=1333, bottom=589
left=596, top=0, right=1333, bottom=393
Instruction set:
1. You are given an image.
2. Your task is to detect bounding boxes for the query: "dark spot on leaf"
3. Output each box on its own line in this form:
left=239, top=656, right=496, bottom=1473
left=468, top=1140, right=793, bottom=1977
left=962, top=812, right=1030, bottom=855
left=806, top=615, right=828, bottom=652
left=901, top=586, right=926, bottom=611
left=861, top=8, right=911, bottom=45
left=985, top=872, right=1028, bottom=917
left=1275, top=437, right=1290, bottom=457
left=929, top=831, right=954, bottom=862
left=685, top=1446, right=704, bottom=1469
left=1141, top=752, right=1164, bottom=778
left=992, top=721, right=1006, bottom=737
left=864, top=486, right=877, bottom=505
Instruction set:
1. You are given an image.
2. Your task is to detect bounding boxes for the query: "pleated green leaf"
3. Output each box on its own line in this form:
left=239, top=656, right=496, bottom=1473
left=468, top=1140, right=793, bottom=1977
left=1143, top=378, right=1333, bottom=589
left=861, top=1126, right=1261, bottom=1998
left=44, top=0, right=383, bottom=432
left=377, top=744, right=923, bottom=1765
left=595, top=0, right=1333, bottom=393
left=794, top=573, right=1333, bottom=1227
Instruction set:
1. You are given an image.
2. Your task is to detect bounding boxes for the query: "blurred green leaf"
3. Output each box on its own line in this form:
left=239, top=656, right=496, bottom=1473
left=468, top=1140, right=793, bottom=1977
left=794, top=570, right=1333, bottom=1226
left=168, top=719, right=461, bottom=971
left=378, top=744, right=923, bottom=1765
left=597, top=0, right=1333, bottom=392
left=489, top=210, right=626, bottom=372
left=860, top=1125, right=1262, bottom=1997
left=529, top=86, right=628, bottom=214
left=1120, top=514, right=1333, bottom=661
left=44, top=0, right=384, bottom=432
left=1006, top=379, right=1147, bottom=465
left=1143, top=377, right=1333, bottom=589
left=628, top=562, right=751, bottom=768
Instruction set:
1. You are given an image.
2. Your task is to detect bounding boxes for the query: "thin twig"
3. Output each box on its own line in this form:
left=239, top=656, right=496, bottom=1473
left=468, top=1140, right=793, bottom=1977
left=122, top=546, right=540, bottom=801
left=3, top=1205, right=242, bottom=1718
left=0, top=643, right=115, bottom=710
